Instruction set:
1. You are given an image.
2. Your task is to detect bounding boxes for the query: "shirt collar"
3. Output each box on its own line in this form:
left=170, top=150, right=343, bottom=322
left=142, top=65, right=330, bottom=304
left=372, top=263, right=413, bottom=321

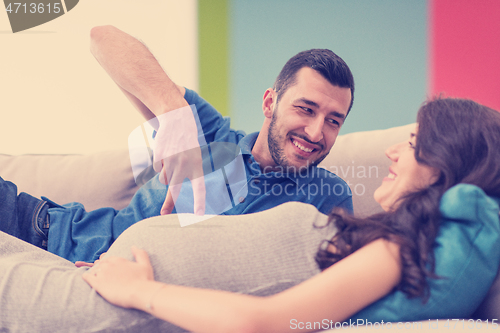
left=238, top=132, right=258, bottom=156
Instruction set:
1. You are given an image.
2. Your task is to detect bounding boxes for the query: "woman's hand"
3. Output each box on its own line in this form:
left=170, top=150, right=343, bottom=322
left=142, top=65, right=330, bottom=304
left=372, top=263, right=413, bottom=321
left=82, top=246, right=155, bottom=309
left=75, top=252, right=107, bottom=268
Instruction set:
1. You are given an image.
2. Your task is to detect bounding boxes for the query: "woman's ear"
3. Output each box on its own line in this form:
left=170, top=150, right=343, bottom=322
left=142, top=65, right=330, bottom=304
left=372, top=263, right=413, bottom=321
left=262, top=88, right=276, bottom=119
left=431, top=169, right=443, bottom=186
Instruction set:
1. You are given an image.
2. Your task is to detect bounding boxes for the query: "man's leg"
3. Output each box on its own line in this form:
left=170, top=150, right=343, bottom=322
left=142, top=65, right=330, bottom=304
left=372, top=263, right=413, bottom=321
left=0, top=177, right=49, bottom=249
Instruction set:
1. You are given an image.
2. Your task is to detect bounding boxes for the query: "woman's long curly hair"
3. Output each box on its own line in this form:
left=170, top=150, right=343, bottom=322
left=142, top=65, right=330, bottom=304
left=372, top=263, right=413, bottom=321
left=316, top=97, right=500, bottom=300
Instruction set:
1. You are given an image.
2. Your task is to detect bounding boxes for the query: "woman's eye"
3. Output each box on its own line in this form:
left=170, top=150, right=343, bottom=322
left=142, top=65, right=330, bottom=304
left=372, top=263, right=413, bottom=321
left=409, top=141, right=416, bottom=149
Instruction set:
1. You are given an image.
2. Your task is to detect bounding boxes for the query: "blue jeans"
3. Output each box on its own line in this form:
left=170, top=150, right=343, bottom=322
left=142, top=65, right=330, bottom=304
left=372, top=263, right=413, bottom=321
left=0, top=177, right=50, bottom=250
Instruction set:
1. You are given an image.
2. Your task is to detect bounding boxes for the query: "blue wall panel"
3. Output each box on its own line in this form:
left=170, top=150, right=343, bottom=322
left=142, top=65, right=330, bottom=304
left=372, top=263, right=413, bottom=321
left=229, top=0, right=427, bottom=135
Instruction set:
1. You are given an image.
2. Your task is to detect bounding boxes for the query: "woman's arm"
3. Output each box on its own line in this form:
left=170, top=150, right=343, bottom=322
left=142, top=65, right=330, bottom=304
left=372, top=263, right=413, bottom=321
left=83, top=240, right=401, bottom=333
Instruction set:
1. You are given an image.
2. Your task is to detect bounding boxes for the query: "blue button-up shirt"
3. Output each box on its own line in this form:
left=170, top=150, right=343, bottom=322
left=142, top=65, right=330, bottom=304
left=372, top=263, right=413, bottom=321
left=223, top=132, right=352, bottom=216
left=47, top=89, right=352, bottom=262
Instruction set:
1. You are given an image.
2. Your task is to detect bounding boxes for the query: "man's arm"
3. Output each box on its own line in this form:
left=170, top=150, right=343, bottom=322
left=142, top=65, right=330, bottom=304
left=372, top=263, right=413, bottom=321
left=90, top=25, right=186, bottom=120
left=89, top=25, right=205, bottom=216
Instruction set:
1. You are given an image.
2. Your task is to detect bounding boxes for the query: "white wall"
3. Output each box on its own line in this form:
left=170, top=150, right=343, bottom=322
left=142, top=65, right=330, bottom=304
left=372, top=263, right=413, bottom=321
left=0, top=0, right=198, bottom=155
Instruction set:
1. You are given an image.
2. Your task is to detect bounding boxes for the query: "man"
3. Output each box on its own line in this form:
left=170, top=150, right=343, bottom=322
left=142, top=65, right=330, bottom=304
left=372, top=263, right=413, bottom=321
left=0, top=26, right=355, bottom=263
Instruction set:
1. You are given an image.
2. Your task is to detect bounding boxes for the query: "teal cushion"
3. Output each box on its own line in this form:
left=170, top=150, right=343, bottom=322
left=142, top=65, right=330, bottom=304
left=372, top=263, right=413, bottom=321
left=348, top=184, right=500, bottom=323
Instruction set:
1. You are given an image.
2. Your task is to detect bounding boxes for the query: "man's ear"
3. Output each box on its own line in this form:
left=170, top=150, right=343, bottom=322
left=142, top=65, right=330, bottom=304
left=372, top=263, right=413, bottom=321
left=262, top=88, right=276, bottom=119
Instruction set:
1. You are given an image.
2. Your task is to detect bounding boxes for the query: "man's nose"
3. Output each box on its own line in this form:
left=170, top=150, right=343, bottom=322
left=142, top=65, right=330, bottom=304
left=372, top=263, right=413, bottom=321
left=304, top=117, right=324, bottom=142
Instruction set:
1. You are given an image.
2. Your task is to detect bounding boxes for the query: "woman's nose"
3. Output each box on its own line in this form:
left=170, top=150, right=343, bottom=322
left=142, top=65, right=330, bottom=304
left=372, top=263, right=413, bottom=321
left=385, top=141, right=405, bottom=161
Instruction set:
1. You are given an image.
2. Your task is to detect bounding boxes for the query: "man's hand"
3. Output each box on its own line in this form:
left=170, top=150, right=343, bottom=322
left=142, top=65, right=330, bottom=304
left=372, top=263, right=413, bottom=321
left=154, top=106, right=206, bottom=216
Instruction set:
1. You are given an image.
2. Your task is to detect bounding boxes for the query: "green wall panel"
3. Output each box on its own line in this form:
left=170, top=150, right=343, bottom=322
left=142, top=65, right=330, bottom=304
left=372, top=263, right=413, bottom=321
left=198, top=0, right=230, bottom=117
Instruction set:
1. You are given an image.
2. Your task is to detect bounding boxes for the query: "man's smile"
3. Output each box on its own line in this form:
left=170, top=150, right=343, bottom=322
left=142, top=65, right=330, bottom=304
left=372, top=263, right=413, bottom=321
left=292, top=139, right=314, bottom=153
left=289, top=134, right=323, bottom=158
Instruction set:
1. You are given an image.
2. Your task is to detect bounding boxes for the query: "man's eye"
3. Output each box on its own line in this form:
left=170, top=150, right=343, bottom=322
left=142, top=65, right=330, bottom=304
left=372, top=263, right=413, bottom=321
left=327, top=118, right=340, bottom=126
left=299, top=106, right=313, bottom=114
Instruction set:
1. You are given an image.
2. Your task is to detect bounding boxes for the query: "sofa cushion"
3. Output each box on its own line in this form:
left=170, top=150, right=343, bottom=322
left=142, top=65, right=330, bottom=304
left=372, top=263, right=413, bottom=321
left=473, top=270, right=500, bottom=320
left=319, top=123, right=416, bottom=217
left=347, top=184, right=500, bottom=322
left=0, top=150, right=140, bottom=211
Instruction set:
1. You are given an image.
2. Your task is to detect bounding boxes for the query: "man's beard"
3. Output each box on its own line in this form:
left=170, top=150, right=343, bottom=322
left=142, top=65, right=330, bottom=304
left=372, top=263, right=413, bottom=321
left=267, top=111, right=289, bottom=168
left=267, top=111, right=328, bottom=171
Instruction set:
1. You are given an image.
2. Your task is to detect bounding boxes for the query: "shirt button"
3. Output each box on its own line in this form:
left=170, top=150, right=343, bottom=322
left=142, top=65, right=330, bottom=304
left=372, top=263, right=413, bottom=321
left=248, top=158, right=253, bottom=164
left=238, top=197, right=245, bottom=203
left=253, top=179, right=260, bottom=184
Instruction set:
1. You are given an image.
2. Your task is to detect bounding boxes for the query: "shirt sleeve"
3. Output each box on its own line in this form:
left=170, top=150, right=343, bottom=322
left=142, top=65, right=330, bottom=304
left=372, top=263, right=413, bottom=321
left=183, top=88, right=235, bottom=144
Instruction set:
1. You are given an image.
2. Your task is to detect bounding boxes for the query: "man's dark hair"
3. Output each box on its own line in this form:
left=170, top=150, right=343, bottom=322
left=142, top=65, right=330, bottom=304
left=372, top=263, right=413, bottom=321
left=273, top=49, right=355, bottom=114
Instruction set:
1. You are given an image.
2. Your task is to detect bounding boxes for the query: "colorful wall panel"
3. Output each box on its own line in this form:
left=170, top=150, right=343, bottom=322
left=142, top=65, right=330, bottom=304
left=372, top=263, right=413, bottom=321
left=430, top=0, right=500, bottom=111
left=228, top=0, right=428, bottom=135
left=199, top=0, right=500, bottom=136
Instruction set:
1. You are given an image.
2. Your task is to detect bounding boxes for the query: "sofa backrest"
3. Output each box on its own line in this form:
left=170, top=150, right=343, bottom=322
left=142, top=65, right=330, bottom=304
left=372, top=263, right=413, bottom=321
left=0, top=150, right=140, bottom=211
left=319, top=123, right=415, bottom=216
left=0, top=123, right=415, bottom=214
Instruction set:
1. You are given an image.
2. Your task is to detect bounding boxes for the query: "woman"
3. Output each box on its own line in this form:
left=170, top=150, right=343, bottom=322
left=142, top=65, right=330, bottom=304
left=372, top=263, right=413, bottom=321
left=81, top=97, right=500, bottom=332
left=1, top=97, right=500, bottom=332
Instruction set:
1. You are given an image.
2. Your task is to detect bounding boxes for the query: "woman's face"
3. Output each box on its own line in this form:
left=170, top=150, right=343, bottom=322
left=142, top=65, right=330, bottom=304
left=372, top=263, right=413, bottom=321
left=374, top=127, right=440, bottom=211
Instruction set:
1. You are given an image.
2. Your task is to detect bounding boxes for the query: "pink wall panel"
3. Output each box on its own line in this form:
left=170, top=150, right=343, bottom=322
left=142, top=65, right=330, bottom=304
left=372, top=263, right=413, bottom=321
left=430, top=0, right=500, bottom=111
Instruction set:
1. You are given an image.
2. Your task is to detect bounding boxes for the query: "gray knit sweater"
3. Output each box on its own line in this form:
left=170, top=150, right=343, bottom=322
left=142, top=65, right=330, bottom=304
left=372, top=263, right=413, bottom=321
left=0, top=202, right=335, bottom=332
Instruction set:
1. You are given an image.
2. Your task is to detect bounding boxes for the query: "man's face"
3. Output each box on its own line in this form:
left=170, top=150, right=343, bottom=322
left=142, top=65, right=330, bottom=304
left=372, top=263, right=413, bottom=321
left=266, top=67, right=351, bottom=170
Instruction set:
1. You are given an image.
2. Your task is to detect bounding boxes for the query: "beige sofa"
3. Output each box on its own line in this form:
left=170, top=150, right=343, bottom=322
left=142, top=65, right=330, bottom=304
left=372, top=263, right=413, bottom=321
left=1, top=123, right=498, bottom=331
